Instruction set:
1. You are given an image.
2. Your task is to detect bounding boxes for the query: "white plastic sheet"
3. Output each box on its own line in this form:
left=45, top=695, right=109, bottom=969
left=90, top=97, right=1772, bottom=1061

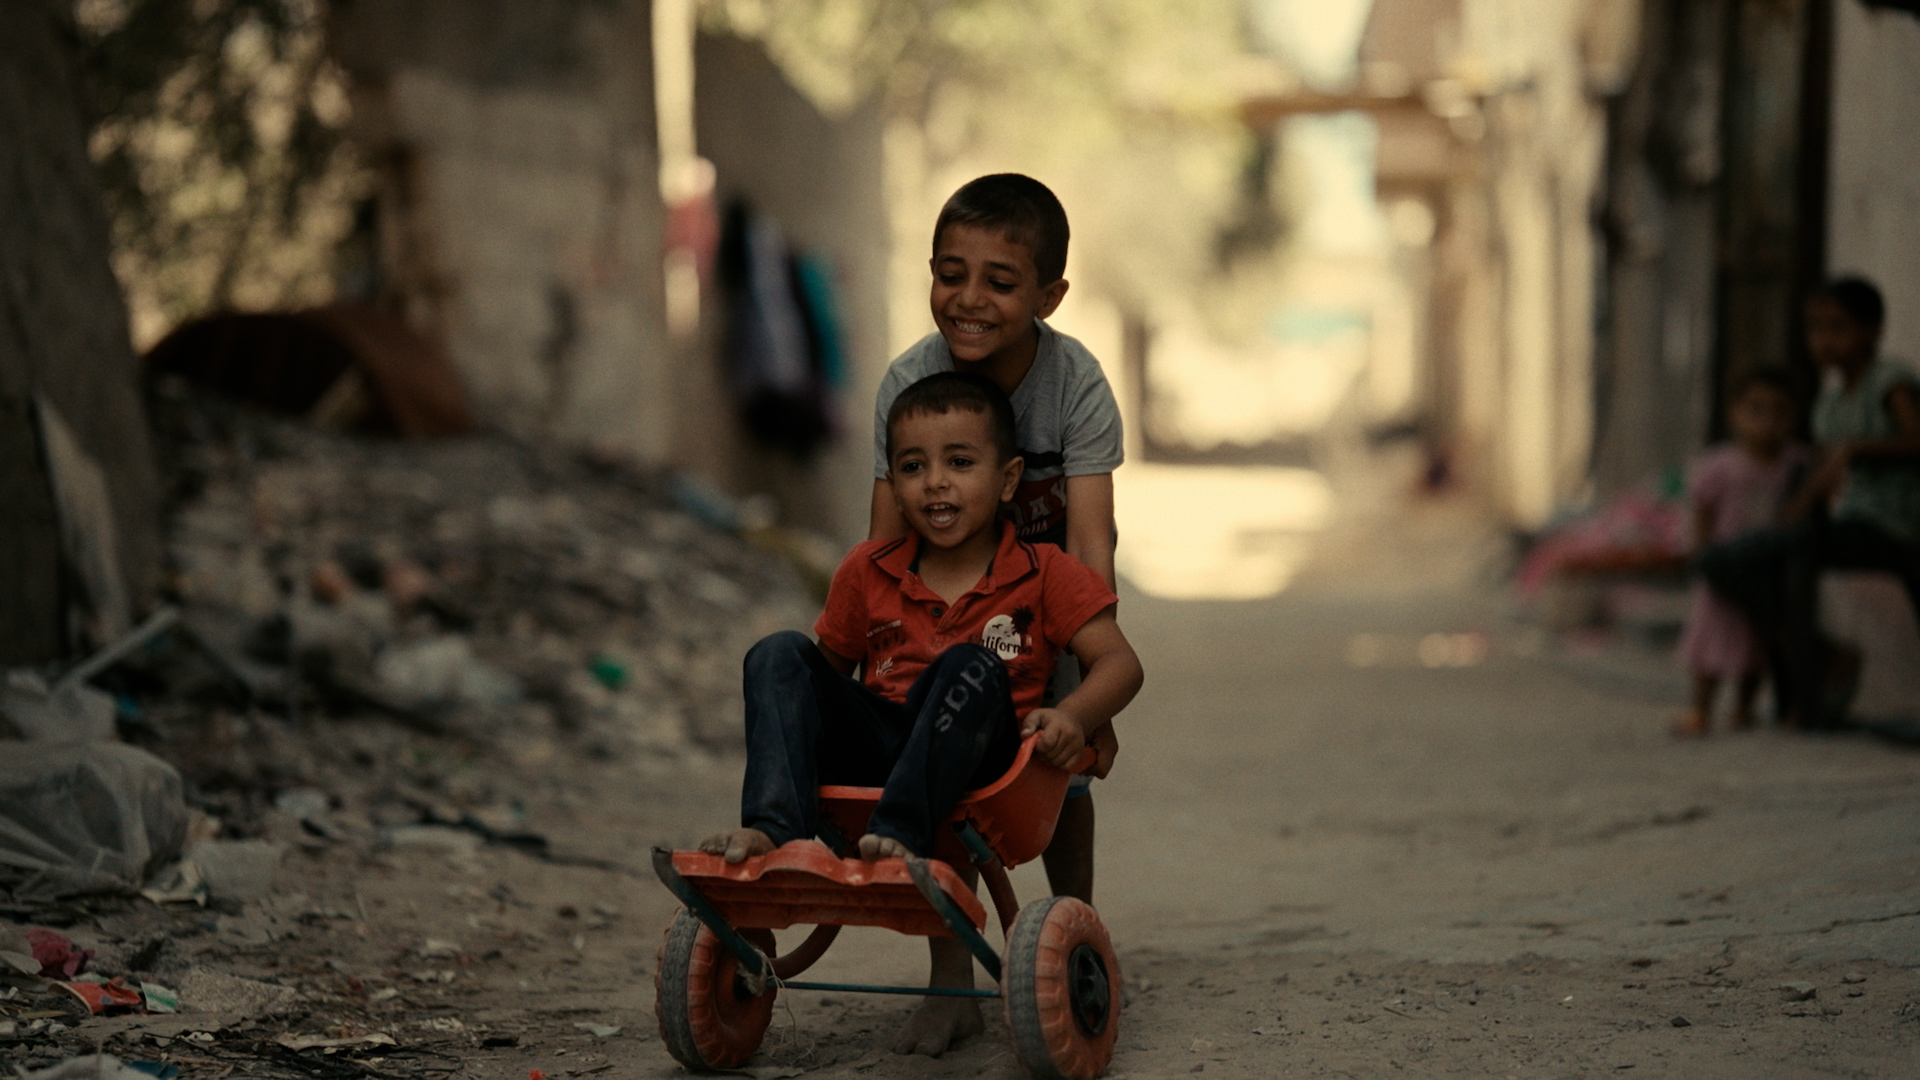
left=0, top=742, right=188, bottom=899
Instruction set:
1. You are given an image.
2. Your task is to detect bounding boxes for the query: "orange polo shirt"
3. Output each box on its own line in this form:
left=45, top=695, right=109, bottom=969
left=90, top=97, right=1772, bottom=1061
left=814, top=521, right=1118, bottom=720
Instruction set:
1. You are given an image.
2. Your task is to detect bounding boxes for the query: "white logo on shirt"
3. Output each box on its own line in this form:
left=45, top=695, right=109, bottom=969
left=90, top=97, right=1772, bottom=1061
left=982, top=614, right=1023, bottom=661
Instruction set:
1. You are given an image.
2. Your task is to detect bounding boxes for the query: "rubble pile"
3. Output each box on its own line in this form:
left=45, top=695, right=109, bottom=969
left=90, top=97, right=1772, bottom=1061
left=147, top=385, right=816, bottom=760
left=0, top=389, right=828, bottom=1074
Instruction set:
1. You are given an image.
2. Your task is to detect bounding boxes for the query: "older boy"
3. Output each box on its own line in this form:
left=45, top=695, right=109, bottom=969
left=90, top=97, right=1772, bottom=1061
left=869, top=174, right=1122, bottom=904
left=704, top=372, right=1144, bottom=1055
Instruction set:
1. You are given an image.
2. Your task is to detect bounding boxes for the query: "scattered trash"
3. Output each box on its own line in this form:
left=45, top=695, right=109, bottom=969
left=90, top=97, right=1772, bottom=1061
left=1778, top=981, right=1817, bottom=1002
left=19, top=1055, right=158, bottom=1080
left=274, top=787, right=332, bottom=819
left=587, top=655, right=628, bottom=691
left=183, top=839, right=285, bottom=901
left=0, top=946, right=42, bottom=981
left=275, top=1030, right=398, bottom=1051
left=54, top=608, right=185, bottom=702
left=0, top=670, right=118, bottom=742
left=55, top=976, right=145, bottom=1014
left=125, top=1064, right=180, bottom=1080
left=571, top=1022, right=621, bottom=1038
left=380, top=825, right=481, bottom=857
left=0, top=742, right=190, bottom=899
left=374, top=636, right=521, bottom=710
left=27, top=929, right=94, bottom=978
left=140, top=981, right=179, bottom=1013
left=173, top=968, right=298, bottom=1019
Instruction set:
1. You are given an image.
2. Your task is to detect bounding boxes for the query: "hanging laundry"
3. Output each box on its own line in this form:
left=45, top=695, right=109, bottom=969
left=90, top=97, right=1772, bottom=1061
left=719, top=202, right=836, bottom=458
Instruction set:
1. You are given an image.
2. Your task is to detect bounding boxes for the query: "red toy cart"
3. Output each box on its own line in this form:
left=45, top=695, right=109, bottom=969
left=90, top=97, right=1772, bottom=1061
left=652, top=735, right=1119, bottom=1080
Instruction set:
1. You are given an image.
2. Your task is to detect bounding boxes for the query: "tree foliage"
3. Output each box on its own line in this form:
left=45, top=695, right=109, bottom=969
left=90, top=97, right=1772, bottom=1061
left=74, top=0, right=363, bottom=345
left=697, top=0, right=1260, bottom=303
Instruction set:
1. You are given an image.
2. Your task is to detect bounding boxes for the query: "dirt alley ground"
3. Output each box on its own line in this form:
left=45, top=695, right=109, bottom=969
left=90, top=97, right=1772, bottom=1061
left=22, top=502, right=1920, bottom=1080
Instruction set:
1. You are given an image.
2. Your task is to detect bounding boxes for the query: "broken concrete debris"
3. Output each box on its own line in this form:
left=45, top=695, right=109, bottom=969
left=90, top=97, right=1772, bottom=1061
left=145, top=388, right=816, bottom=752
left=0, top=391, right=829, bottom=1075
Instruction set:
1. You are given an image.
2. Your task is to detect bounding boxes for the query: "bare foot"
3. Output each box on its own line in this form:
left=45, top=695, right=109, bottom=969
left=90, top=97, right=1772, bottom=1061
left=697, top=827, right=775, bottom=864
left=1671, top=708, right=1709, bottom=738
left=892, top=937, right=984, bottom=1057
left=857, top=833, right=909, bottom=860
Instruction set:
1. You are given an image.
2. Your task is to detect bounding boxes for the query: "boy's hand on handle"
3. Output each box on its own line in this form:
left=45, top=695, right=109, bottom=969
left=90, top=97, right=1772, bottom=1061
left=1021, top=708, right=1089, bottom=771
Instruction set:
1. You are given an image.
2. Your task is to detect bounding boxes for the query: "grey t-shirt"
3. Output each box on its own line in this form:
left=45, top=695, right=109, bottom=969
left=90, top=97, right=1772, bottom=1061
left=873, top=319, right=1124, bottom=548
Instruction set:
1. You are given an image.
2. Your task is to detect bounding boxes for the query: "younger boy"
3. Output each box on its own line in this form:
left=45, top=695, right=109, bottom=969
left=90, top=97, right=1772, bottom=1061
left=703, top=372, right=1144, bottom=1055
left=869, top=173, right=1123, bottom=903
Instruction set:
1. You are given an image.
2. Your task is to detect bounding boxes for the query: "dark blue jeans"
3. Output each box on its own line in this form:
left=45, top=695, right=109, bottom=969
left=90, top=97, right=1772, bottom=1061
left=739, top=630, right=1020, bottom=856
left=1699, top=518, right=1920, bottom=726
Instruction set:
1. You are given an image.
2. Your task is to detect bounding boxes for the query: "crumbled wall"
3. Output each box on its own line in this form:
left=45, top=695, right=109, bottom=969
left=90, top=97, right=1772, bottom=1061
left=329, top=0, right=670, bottom=460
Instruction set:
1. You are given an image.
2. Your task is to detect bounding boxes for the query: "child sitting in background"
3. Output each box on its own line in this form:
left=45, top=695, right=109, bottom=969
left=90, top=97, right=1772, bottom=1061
left=1676, top=371, right=1808, bottom=735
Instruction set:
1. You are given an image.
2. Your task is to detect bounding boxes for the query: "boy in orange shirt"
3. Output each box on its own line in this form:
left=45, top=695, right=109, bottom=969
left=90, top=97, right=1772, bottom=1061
left=701, top=372, right=1143, bottom=1055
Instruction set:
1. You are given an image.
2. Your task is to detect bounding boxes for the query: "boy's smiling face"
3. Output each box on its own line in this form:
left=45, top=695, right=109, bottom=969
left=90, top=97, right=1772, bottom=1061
left=930, top=224, right=1069, bottom=370
left=887, top=405, right=1023, bottom=551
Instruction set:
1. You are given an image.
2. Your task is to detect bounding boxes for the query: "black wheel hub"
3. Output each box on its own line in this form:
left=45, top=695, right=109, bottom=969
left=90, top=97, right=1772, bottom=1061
left=1067, top=944, right=1111, bottom=1037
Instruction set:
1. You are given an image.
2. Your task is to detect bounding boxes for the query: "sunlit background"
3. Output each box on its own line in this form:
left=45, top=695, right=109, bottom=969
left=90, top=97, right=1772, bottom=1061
left=60, top=0, right=1920, bottom=625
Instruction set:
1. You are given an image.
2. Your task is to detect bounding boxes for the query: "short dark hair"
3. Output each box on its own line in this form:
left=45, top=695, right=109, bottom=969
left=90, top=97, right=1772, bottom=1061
left=1812, top=276, right=1885, bottom=328
left=933, top=174, right=1070, bottom=284
left=1730, top=367, right=1797, bottom=404
left=885, top=372, right=1019, bottom=466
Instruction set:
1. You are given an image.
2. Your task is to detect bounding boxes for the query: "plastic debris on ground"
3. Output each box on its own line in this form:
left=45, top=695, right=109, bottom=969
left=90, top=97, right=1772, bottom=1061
left=18, top=1055, right=161, bottom=1080
left=54, top=977, right=144, bottom=1015
left=0, top=388, right=825, bottom=1076
left=27, top=930, right=93, bottom=978
left=274, top=1030, right=398, bottom=1051
left=0, top=744, right=189, bottom=900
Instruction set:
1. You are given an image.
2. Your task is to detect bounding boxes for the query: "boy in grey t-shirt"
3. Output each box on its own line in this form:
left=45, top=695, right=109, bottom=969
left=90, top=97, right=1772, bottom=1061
left=867, top=174, right=1125, bottom=1058
left=873, top=318, right=1124, bottom=550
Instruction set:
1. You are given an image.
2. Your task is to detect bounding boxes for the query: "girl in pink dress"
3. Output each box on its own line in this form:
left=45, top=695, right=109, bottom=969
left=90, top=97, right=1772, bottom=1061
left=1676, top=372, right=1808, bottom=734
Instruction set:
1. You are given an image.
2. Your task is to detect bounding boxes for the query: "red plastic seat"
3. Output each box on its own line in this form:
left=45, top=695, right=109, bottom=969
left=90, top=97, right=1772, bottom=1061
left=822, top=733, right=1083, bottom=869
left=669, top=733, right=1086, bottom=937
left=670, top=840, right=986, bottom=934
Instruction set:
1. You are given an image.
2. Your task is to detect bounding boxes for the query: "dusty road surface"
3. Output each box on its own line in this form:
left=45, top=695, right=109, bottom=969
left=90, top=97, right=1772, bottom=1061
left=43, top=575, right=1918, bottom=1080
left=18, top=485, right=1918, bottom=1080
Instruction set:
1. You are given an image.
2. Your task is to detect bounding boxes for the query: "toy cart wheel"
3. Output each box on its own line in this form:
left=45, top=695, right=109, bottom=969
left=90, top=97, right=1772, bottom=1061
left=1003, top=896, right=1120, bottom=1080
left=654, top=909, right=777, bottom=1071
